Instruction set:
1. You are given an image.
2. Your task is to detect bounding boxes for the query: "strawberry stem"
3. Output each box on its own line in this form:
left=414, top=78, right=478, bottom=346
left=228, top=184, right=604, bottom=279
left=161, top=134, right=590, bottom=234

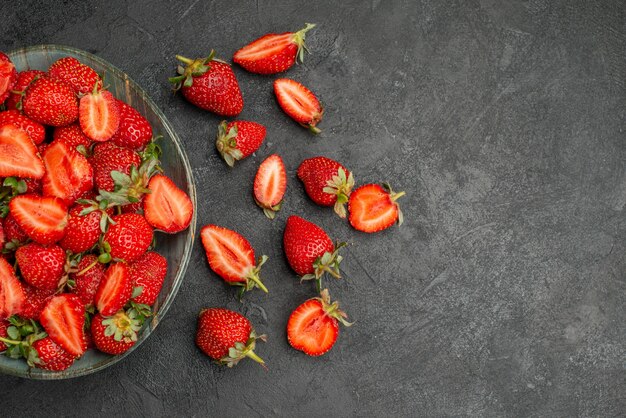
left=175, top=55, right=194, bottom=65
left=247, top=274, right=268, bottom=293
left=245, top=349, right=266, bottom=367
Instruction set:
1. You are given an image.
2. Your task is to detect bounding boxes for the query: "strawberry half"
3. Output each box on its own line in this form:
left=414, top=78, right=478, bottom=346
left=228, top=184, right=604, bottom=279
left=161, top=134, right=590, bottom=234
left=143, top=174, right=193, bottom=234
left=129, top=251, right=167, bottom=306
left=48, top=56, right=101, bottom=94
left=0, top=257, right=25, bottom=319
left=200, top=225, right=269, bottom=294
left=9, top=194, right=68, bottom=245
left=22, top=77, right=79, bottom=127
left=110, top=100, right=153, bottom=150
left=0, top=124, right=45, bottom=179
left=95, top=262, right=132, bottom=316
left=6, top=69, right=44, bottom=111
left=233, top=24, right=316, bottom=74
left=348, top=183, right=405, bottom=233
left=39, top=294, right=87, bottom=357
left=79, top=88, right=120, bottom=141
left=287, top=289, right=351, bottom=356
left=0, top=110, right=46, bottom=145
left=15, top=243, right=66, bottom=291
left=274, top=78, right=323, bottom=134
left=42, top=140, right=94, bottom=205
left=297, top=156, right=354, bottom=218
left=215, top=120, right=266, bottom=167
left=0, top=52, right=17, bottom=104
left=253, top=154, right=287, bottom=219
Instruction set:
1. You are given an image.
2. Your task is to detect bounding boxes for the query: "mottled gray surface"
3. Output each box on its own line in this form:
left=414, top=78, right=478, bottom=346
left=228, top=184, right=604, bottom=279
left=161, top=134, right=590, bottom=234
left=1, top=0, right=625, bottom=416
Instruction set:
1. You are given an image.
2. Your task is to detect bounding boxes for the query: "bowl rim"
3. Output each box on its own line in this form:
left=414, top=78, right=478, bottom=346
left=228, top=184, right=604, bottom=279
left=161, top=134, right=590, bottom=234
left=2, top=44, right=197, bottom=380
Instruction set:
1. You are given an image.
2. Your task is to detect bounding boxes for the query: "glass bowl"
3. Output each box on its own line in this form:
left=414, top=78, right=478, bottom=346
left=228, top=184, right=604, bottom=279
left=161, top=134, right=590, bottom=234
left=1, top=45, right=197, bottom=379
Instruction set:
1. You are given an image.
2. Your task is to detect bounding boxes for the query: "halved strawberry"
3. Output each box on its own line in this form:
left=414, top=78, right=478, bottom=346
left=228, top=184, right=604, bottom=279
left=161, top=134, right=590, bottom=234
left=0, top=52, right=17, bottom=104
left=95, top=262, right=132, bottom=316
left=0, top=124, right=45, bottom=179
left=9, top=194, right=68, bottom=245
left=348, top=183, right=405, bottom=233
left=15, top=243, right=66, bottom=291
left=48, top=56, right=101, bottom=94
left=42, top=140, right=94, bottom=205
left=0, top=110, right=46, bottom=144
left=274, top=78, right=323, bottom=134
left=39, top=294, right=86, bottom=357
left=143, top=174, right=193, bottom=233
left=110, top=100, right=153, bottom=150
left=253, top=154, right=287, bottom=219
left=79, top=89, right=120, bottom=141
left=0, top=257, right=25, bottom=319
left=200, top=225, right=268, bottom=294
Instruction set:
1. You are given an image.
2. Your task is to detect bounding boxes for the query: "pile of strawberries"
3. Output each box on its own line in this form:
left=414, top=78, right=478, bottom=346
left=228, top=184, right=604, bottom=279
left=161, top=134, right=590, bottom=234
left=0, top=52, right=193, bottom=370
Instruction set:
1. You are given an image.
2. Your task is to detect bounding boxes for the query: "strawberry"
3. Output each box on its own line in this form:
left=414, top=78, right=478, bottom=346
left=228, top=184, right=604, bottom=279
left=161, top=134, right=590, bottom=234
left=19, top=284, right=55, bottom=320
left=110, top=100, right=153, bottom=150
left=22, top=177, right=42, bottom=195
left=91, top=311, right=142, bottom=355
left=253, top=154, right=287, bottom=219
left=0, top=221, right=4, bottom=252
left=95, top=262, right=132, bottom=316
left=70, top=254, right=105, bottom=307
left=9, top=194, right=68, bottom=245
left=15, top=243, right=66, bottom=291
left=287, top=289, right=351, bottom=356
left=6, top=70, right=45, bottom=111
left=48, top=56, right=101, bottom=94
left=274, top=78, right=323, bottom=134
left=53, top=123, right=93, bottom=150
left=0, top=124, right=45, bottom=179
left=195, top=308, right=265, bottom=367
left=102, top=213, right=153, bottom=263
left=22, top=77, right=79, bottom=127
left=89, top=142, right=141, bottom=192
left=59, top=204, right=103, bottom=254
left=0, top=257, right=25, bottom=318
left=348, top=183, right=405, bottom=233
left=3, top=214, right=29, bottom=248
left=121, top=200, right=143, bottom=214
left=283, top=215, right=345, bottom=289
left=0, top=52, right=17, bottom=104
left=233, top=23, right=316, bottom=74
left=169, top=51, right=243, bottom=117
left=297, top=156, right=354, bottom=218
left=42, top=140, right=94, bottom=205
left=0, top=319, right=8, bottom=351
left=31, top=337, right=76, bottom=371
left=79, top=88, right=120, bottom=141
left=200, top=225, right=269, bottom=294
left=143, top=174, right=193, bottom=233
left=0, top=110, right=46, bottom=144
left=129, top=251, right=167, bottom=306
left=215, top=120, right=266, bottom=167
left=39, top=294, right=86, bottom=356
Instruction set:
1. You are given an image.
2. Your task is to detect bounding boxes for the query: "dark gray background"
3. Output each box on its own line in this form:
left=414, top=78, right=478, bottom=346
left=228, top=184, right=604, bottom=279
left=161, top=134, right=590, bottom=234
left=1, top=0, right=625, bottom=416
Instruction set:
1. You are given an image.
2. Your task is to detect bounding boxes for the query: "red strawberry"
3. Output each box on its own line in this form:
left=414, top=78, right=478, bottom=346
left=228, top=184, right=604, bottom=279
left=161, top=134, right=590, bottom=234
left=42, top=140, right=94, bottom=205
left=110, top=100, right=153, bottom=150
left=90, top=142, right=141, bottom=192
left=22, top=77, right=79, bottom=127
left=129, top=251, right=167, bottom=306
left=297, top=156, right=354, bottom=218
left=31, top=337, right=76, bottom=371
left=215, top=120, right=266, bottom=167
left=0, top=257, right=25, bottom=319
left=48, top=56, right=101, bottom=94
left=234, top=24, right=316, bottom=74
left=3, top=214, right=29, bottom=247
left=200, top=225, right=268, bottom=294
left=70, top=254, right=105, bottom=307
left=39, top=294, right=86, bottom=356
left=287, top=289, right=351, bottom=356
left=9, top=194, right=68, bottom=245
left=274, top=78, right=323, bottom=134
left=15, top=243, right=66, bottom=291
left=102, top=213, right=153, bottom=263
left=283, top=215, right=345, bottom=287
left=6, top=70, right=45, bottom=111
left=22, top=177, right=42, bottom=194
left=0, top=124, right=45, bottom=179
left=94, top=262, right=132, bottom=316
left=121, top=200, right=143, bottom=214
left=79, top=89, right=120, bottom=141
left=59, top=204, right=103, bottom=254
left=169, top=52, right=243, bottom=117
left=195, top=308, right=265, bottom=367
left=91, top=311, right=141, bottom=355
left=0, top=220, right=4, bottom=252
left=19, top=284, right=55, bottom=320
left=253, top=154, right=287, bottom=219
left=53, top=123, right=93, bottom=150
left=0, top=52, right=17, bottom=104
left=348, top=183, right=405, bottom=233
left=143, top=174, right=193, bottom=233
left=0, top=319, right=8, bottom=351
left=0, top=110, right=46, bottom=144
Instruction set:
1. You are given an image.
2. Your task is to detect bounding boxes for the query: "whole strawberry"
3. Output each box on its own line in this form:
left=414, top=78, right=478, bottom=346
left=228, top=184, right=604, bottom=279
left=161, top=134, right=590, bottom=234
left=195, top=308, right=265, bottom=367
left=70, top=254, right=105, bottom=307
left=31, top=337, right=76, bottom=371
left=110, top=100, right=153, bottom=150
left=169, top=51, right=243, bottom=117
left=3, top=213, right=29, bottom=248
left=0, top=319, right=8, bottom=351
left=297, top=156, right=354, bottom=218
left=15, top=243, right=66, bottom=291
left=59, top=203, right=105, bottom=254
left=19, top=284, right=55, bottom=320
left=89, top=142, right=141, bottom=192
left=0, top=110, right=46, bottom=144
left=0, top=52, right=17, bottom=104
left=102, top=213, right=153, bottom=263
left=91, top=311, right=142, bottom=355
left=22, top=77, right=79, bottom=127
left=6, top=70, right=45, bottom=110
left=215, top=120, right=266, bottom=167
left=53, top=123, right=93, bottom=150
left=129, top=251, right=167, bottom=306
left=48, top=56, right=101, bottom=94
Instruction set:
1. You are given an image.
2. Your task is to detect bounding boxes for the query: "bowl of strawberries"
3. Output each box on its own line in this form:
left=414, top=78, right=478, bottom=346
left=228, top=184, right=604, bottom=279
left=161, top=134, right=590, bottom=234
left=0, top=45, right=196, bottom=379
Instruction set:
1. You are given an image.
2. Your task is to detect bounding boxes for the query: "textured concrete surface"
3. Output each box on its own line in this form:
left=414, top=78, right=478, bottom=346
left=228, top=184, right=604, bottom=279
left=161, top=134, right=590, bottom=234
left=1, top=0, right=625, bottom=416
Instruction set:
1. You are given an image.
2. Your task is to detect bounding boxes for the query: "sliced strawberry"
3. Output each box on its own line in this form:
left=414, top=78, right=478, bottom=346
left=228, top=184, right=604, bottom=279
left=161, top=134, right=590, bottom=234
left=79, top=89, right=120, bottom=141
left=95, top=263, right=132, bottom=316
left=53, top=123, right=93, bottom=150
left=15, top=243, right=66, bottom=291
left=142, top=174, right=193, bottom=234
left=39, top=294, right=86, bottom=356
left=42, top=140, right=94, bottom=205
left=0, top=110, right=46, bottom=144
left=0, top=257, right=25, bottom=319
left=253, top=154, right=287, bottom=219
left=348, top=183, right=405, bottom=233
left=9, top=194, right=69, bottom=245
left=0, top=52, right=17, bottom=104
left=110, top=100, right=153, bottom=150
left=274, top=78, right=323, bottom=134
left=0, top=124, right=45, bottom=179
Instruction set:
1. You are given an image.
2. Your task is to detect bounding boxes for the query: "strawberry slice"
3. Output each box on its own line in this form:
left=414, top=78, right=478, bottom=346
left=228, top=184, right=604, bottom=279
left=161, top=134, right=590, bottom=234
left=143, top=174, right=193, bottom=233
left=9, top=194, right=69, bottom=245
left=39, top=294, right=86, bottom=357
left=0, top=52, right=17, bottom=104
left=0, top=124, right=45, bottom=179
left=79, top=89, right=120, bottom=141
left=253, top=154, right=287, bottom=219
left=42, top=140, right=94, bottom=205
left=0, top=257, right=25, bottom=319
left=348, top=183, right=405, bottom=233
left=274, top=78, right=323, bottom=134
left=95, top=263, right=132, bottom=316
